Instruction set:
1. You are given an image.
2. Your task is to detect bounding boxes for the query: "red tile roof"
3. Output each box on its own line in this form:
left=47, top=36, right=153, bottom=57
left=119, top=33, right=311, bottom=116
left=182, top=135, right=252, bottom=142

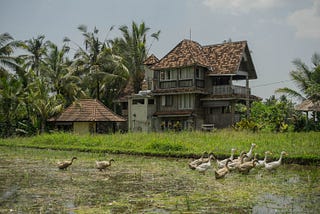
left=49, top=99, right=126, bottom=122
left=203, top=41, right=246, bottom=75
left=152, top=39, right=256, bottom=78
left=295, top=99, right=320, bottom=112
left=152, top=40, right=210, bottom=69
left=144, top=54, right=159, bottom=65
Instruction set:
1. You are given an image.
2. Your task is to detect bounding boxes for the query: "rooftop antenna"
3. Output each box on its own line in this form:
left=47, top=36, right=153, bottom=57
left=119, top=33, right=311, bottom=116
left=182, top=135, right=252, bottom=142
left=189, top=28, right=192, bottom=40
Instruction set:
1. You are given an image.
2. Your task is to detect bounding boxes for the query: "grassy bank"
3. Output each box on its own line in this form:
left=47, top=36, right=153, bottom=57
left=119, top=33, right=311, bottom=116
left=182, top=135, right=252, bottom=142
left=0, top=130, right=319, bottom=164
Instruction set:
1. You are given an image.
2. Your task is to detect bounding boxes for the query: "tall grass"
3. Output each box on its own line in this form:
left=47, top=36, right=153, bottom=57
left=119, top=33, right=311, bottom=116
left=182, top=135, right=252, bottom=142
left=0, top=130, right=319, bottom=163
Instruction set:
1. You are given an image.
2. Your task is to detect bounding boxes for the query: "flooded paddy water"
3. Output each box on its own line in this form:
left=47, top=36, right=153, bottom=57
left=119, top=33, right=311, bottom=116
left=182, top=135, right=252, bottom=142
left=0, top=146, right=319, bottom=213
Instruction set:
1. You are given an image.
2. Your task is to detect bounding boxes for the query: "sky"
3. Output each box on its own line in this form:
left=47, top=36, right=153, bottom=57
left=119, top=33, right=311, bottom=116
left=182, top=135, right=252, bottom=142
left=1, top=0, right=320, bottom=102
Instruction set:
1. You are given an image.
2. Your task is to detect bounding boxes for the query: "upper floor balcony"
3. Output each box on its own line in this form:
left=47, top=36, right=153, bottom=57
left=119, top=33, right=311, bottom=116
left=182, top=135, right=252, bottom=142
left=159, top=79, right=204, bottom=89
left=211, top=85, right=250, bottom=95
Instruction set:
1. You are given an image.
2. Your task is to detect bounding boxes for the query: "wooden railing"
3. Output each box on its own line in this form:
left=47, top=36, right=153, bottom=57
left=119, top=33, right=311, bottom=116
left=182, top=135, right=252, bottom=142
left=159, top=79, right=205, bottom=89
left=212, top=85, right=249, bottom=95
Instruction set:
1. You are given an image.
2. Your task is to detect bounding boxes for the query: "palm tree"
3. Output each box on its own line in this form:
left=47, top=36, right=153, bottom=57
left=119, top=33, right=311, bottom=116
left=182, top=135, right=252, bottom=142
left=111, top=21, right=160, bottom=93
left=276, top=53, right=320, bottom=102
left=20, top=35, right=48, bottom=77
left=26, top=73, right=64, bottom=134
left=71, top=25, right=128, bottom=101
left=0, top=74, right=25, bottom=137
left=0, top=33, right=20, bottom=76
left=43, top=42, right=84, bottom=105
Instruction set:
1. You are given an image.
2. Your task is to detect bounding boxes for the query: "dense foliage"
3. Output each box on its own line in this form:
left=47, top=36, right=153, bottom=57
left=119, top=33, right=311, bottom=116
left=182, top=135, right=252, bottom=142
left=0, top=22, right=160, bottom=137
left=235, top=95, right=319, bottom=132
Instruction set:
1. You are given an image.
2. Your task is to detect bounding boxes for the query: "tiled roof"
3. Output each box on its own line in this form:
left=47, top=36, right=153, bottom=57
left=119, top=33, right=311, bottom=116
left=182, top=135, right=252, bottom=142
left=151, top=40, right=256, bottom=78
left=151, top=40, right=210, bottom=69
left=49, top=99, right=126, bottom=122
left=203, top=41, right=246, bottom=75
left=144, top=54, right=159, bottom=65
left=295, top=99, right=320, bottom=112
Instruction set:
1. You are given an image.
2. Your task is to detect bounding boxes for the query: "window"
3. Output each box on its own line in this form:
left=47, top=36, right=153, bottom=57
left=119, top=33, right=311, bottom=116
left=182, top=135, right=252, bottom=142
left=166, top=70, right=171, bottom=80
left=195, top=67, right=204, bottom=79
left=160, top=71, right=165, bottom=80
left=162, top=95, right=173, bottom=106
left=148, top=99, right=155, bottom=105
left=179, top=67, right=194, bottom=79
left=179, top=94, right=194, bottom=109
left=133, top=99, right=144, bottom=105
left=160, top=69, right=177, bottom=81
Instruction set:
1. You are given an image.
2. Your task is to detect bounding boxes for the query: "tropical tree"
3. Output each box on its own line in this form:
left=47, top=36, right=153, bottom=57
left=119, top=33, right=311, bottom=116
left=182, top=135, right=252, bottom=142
left=20, top=35, right=48, bottom=77
left=111, top=21, right=160, bottom=93
left=0, top=74, right=26, bottom=137
left=0, top=33, right=20, bottom=77
left=25, top=71, right=64, bottom=134
left=71, top=25, right=128, bottom=103
left=43, top=42, right=84, bottom=105
left=276, top=53, right=320, bottom=102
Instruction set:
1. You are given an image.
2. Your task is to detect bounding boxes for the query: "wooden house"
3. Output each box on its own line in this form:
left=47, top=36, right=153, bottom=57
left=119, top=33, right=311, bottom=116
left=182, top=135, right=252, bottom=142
left=118, top=39, right=260, bottom=131
left=150, top=39, right=260, bottom=130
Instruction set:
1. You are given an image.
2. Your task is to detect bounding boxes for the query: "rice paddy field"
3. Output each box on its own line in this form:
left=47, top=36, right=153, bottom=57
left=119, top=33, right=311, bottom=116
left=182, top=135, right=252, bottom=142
left=1, top=145, right=320, bottom=213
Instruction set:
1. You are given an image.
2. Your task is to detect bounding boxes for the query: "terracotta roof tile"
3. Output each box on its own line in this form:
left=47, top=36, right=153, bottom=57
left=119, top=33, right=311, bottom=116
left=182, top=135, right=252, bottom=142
left=295, top=99, right=320, bottom=112
left=144, top=54, right=159, bottom=65
left=151, top=40, right=255, bottom=77
left=49, top=99, right=126, bottom=122
left=203, top=41, right=246, bottom=75
left=152, top=39, right=210, bottom=69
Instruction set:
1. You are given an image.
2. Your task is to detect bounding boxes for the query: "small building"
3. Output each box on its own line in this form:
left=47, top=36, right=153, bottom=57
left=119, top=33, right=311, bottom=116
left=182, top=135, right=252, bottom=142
left=128, top=90, right=156, bottom=132
left=48, top=99, right=126, bottom=134
left=295, top=99, right=320, bottom=122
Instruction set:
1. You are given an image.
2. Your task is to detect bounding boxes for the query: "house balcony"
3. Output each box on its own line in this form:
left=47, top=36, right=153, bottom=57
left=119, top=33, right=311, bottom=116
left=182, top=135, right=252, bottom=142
left=159, top=79, right=204, bottom=89
left=212, top=85, right=250, bottom=95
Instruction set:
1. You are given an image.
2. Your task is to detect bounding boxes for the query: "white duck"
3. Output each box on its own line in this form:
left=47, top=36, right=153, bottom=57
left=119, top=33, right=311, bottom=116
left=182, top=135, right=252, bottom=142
left=217, top=148, right=236, bottom=169
left=244, top=143, right=256, bottom=162
left=255, top=151, right=272, bottom=168
left=265, top=151, right=288, bottom=171
left=195, top=154, right=214, bottom=174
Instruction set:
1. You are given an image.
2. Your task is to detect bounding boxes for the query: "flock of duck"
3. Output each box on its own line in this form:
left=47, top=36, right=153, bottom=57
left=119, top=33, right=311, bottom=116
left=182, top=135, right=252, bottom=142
left=56, top=143, right=288, bottom=179
left=57, top=157, right=114, bottom=171
left=188, top=143, right=288, bottom=179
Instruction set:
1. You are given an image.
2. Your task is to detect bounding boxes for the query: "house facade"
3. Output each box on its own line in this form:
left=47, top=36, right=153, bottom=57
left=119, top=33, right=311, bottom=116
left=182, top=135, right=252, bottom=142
left=123, top=39, right=260, bottom=131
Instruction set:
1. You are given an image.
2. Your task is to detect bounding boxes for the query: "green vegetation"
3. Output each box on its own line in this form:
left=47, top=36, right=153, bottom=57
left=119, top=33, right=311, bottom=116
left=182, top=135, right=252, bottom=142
left=0, top=22, right=160, bottom=137
left=0, top=130, right=319, bottom=163
left=1, top=26, right=319, bottom=137
left=1, top=146, right=319, bottom=213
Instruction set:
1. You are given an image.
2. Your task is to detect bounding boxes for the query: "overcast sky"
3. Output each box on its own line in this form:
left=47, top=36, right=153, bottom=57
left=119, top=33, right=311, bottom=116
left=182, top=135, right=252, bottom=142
left=1, top=0, right=320, bottom=101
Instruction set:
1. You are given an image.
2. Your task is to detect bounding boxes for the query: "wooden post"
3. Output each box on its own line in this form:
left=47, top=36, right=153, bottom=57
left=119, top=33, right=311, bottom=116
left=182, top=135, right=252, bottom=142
left=231, top=101, right=235, bottom=125
left=246, top=75, right=250, bottom=119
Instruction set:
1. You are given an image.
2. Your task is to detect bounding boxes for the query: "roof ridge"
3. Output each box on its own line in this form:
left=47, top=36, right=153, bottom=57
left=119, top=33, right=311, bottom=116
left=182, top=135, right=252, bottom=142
left=203, top=40, right=247, bottom=48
